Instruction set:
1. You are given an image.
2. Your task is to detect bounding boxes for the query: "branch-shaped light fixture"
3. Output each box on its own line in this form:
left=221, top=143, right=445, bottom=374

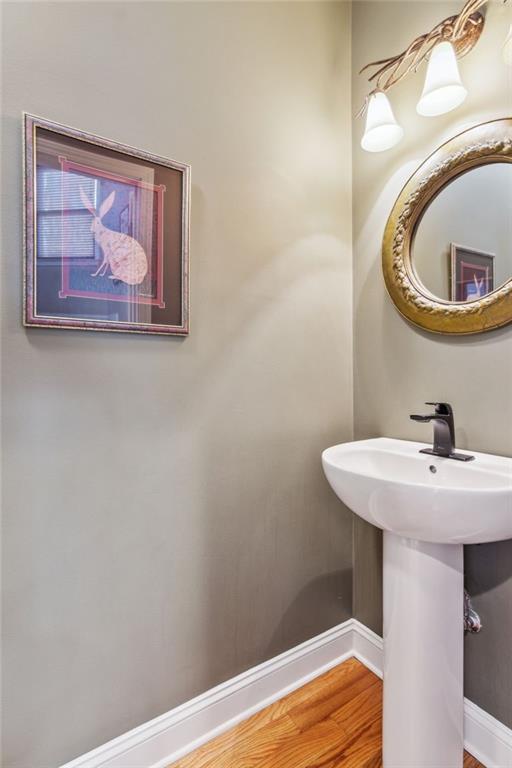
left=359, top=0, right=511, bottom=152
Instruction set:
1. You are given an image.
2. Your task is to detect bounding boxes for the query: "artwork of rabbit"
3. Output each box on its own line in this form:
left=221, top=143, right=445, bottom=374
left=80, top=187, right=148, bottom=286
left=472, top=274, right=485, bottom=298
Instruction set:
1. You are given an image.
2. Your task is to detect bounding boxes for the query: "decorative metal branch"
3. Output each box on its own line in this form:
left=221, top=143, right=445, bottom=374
left=452, top=0, right=488, bottom=39
left=357, top=0, right=494, bottom=118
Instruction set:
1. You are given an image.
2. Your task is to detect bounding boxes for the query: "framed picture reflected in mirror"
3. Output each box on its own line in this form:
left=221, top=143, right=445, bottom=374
left=450, top=244, right=495, bottom=303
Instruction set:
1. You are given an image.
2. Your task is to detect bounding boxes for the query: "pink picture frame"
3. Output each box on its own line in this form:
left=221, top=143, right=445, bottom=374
left=450, top=243, right=495, bottom=303
left=24, top=113, right=190, bottom=335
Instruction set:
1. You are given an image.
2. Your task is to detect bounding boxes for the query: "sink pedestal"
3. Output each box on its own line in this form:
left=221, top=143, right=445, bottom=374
left=383, top=532, right=464, bottom=768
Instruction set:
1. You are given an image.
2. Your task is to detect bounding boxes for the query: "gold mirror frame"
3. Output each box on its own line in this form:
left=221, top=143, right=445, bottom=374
left=383, top=118, right=512, bottom=335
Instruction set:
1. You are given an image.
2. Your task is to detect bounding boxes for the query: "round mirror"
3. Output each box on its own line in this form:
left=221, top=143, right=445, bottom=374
left=412, top=163, right=512, bottom=303
left=382, top=118, right=512, bottom=334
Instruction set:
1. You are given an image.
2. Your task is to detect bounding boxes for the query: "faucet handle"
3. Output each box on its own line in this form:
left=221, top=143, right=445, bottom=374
left=425, top=402, right=453, bottom=416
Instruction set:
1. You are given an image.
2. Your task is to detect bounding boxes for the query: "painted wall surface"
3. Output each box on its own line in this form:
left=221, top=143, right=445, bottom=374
left=0, top=3, right=353, bottom=766
left=352, top=1, right=512, bottom=728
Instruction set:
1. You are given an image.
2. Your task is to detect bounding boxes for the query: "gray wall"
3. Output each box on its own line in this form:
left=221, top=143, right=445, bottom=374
left=352, top=1, right=512, bottom=728
left=1, top=3, right=354, bottom=766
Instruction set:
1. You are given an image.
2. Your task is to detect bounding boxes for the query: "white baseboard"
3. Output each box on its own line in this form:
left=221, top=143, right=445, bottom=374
left=60, top=618, right=512, bottom=768
left=464, top=699, right=512, bottom=768
left=351, top=619, right=383, bottom=679
left=60, top=619, right=356, bottom=768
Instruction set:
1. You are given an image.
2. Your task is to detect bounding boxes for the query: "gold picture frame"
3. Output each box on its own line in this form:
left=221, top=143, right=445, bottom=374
left=382, top=117, right=512, bottom=335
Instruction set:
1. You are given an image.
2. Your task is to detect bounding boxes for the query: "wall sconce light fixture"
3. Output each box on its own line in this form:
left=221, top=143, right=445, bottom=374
left=358, top=0, right=511, bottom=152
left=416, top=41, right=467, bottom=117
left=361, top=91, right=404, bottom=152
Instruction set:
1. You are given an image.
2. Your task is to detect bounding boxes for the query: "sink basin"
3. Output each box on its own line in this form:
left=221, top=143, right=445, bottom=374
left=322, top=437, right=512, bottom=768
left=322, top=437, right=512, bottom=544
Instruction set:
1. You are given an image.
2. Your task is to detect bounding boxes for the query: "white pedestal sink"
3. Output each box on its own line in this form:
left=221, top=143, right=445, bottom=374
left=322, top=437, right=512, bottom=768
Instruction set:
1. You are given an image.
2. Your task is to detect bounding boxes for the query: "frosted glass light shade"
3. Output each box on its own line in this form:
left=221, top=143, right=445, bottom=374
left=361, top=92, right=404, bottom=153
left=503, top=25, right=512, bottom=66
left=417, top=41, right=467, bottom=117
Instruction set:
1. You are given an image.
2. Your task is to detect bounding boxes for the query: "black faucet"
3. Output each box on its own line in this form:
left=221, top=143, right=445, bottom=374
left=410, top=402, right=474, bottom=462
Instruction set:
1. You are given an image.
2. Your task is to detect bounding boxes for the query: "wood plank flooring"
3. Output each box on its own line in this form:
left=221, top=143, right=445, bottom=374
left=169, top=658, right=486, bottom=768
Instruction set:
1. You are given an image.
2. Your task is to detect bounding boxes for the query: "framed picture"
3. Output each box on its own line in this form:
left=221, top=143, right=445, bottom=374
left=450, top=243, right=495, bottom=303
left=24, top=113, right=190, bottom=335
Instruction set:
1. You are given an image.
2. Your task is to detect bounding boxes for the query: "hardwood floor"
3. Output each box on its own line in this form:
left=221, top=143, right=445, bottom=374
left=169, top=658, right=486, bottom=768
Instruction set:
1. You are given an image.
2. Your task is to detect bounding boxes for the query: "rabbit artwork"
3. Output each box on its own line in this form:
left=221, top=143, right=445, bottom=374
left=80, top=187, right=148, bottom=286
left=465, top=274, right=486, bottom=301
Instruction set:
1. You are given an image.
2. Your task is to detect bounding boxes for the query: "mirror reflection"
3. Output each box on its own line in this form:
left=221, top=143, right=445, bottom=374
left=412, top=163, right=512, bottom=303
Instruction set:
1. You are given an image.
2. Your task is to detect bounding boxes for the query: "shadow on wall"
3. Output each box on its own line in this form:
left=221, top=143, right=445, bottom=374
left=198, top=430, right=354, bottom=693
left=264, top=568, right=353, bottom=661
left=464, top=541, right=512, bottom=728
left=465, top=540, right=512, bottom=599
left=189, top=229, right=354, bottom=694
